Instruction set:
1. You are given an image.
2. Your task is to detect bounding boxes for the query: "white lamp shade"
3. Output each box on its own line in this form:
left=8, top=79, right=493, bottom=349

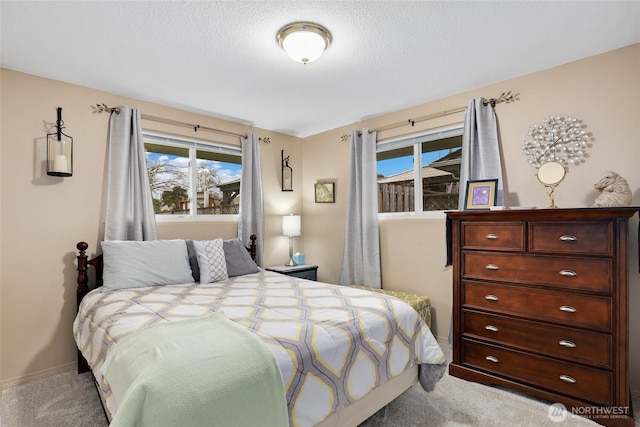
left=282, top=214, right=301, bottom=237
left=282, top=31, right=327, bottom=64
left=277, top=22, right=331, bottom=64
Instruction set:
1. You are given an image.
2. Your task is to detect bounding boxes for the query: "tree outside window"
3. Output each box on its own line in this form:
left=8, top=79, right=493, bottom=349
left=144, top=134, right=242, bottom=218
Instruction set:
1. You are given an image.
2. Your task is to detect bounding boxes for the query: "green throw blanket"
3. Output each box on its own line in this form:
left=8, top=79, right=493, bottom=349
left=100, top=312, right=288, bottom=427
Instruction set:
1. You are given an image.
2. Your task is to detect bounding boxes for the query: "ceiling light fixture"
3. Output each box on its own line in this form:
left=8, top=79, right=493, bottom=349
left=276, top=22, right=332, bottom=64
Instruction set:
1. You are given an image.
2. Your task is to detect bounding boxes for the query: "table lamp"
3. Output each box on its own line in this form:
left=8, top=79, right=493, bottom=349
left=282, top=214, right=301, bottom=266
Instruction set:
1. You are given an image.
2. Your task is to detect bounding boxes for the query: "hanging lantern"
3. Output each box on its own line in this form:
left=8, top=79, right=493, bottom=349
left=46, top=107, right=73, bottom=177
left=282, top=150, right=293, bottom=191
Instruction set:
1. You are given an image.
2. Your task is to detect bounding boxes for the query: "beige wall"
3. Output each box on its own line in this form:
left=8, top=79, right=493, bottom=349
left=0, top=69, right=302, bottom=388
left=1, top=43, right=638, bottom=393
left=302, top=44, right=640, bottom=391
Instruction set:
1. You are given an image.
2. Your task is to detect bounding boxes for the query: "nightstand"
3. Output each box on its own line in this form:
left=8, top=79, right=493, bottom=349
left=265, top=264, right=318, bottom=281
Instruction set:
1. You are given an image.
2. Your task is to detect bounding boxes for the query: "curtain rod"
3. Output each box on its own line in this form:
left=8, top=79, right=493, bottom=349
left=91, top=103, right=271, bottom=143
left=340, top=91, right=519, bottom=142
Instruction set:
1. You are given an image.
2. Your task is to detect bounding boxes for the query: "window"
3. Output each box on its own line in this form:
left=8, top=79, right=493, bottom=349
left=376, top=126, right=463, bottom=214
left=144, top=132, right=242, bottom=220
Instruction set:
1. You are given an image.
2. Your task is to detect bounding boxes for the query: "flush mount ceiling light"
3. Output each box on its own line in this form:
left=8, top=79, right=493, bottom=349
left=276, top=22, right=332, bottom=64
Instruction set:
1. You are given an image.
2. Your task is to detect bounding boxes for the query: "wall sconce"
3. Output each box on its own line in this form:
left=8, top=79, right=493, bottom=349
left=282, top=150, right=293, bottom=191
left=282, top=214, right=301, bottom=266
left=46, top=107, right=73, bottom=177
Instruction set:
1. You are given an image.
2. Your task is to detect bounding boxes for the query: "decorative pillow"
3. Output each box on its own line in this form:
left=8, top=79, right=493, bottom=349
left=223, top=238, right=259, bottom=277
left=193, top=239, right=228, bottom=283
left=101, top=239, right=194, bottom=291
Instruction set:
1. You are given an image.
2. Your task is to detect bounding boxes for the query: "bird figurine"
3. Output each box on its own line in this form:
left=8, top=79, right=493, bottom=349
left=592, top=171, right=632, bottom=207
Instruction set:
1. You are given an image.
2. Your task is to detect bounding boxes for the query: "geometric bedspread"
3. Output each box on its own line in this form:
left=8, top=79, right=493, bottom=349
left=74, top=269, right=446, bottom=427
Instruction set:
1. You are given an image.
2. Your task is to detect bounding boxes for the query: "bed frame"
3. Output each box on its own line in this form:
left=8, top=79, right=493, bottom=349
left=74, top=234, right=258, bottom=373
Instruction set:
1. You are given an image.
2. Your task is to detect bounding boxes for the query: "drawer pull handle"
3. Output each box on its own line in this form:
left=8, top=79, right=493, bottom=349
left=485, top=264, right=499, bottom=270
left=559, top=235, right=578, bottom=242
left=559, top=270, right=577, bottom=277
left=485, top=356, right=499, bottom=363
left=485, top=325, right=499, bottom=332
left=559, top=340, right=576, bottom=348
left=559, top=305, right=577, bottom=313
left=485, top=233, right=499, bottom=240
left=485, top=295, right=499, bottom=301
left=559, top=375, right=576, bottom=384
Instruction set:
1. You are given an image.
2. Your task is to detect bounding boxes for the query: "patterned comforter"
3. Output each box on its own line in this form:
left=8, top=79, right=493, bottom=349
left=74, top=269, right=446, bottom=427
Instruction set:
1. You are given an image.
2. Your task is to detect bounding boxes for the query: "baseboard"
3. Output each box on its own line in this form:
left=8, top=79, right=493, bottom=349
left=436, top=336, right=452, bottom=351
left=1, top=361, right=76, bottom=390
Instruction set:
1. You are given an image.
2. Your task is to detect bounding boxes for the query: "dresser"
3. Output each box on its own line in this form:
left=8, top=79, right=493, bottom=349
left=265, top=264, right=318, bottom=281
left=446, top=208, right=637, bottom=426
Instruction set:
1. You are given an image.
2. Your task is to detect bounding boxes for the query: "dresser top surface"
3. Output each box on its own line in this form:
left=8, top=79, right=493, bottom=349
left=446, top=206, right=638, bottom=221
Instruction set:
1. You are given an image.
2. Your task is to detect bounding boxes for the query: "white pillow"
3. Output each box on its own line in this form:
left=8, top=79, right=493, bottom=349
left=101, top=240, right=194, bottom=291
left=193, top=239, right=228, bottom=284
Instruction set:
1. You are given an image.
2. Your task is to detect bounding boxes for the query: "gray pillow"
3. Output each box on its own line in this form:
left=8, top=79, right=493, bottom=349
left=186, top=238, right=259, bottom=280
left=185, top=239, right=200, bottom=282
left=223, top=238, right=259, bottom=277
left=101, top=239, right=194, bottom=291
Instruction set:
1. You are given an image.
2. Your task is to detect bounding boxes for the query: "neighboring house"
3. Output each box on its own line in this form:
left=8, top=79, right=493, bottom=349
left=175, top=182, right=240, bottom=215
left=378, top=150, right=461, bottom=212
left=218, top=179, right=240, bottom=207
left=177, top=190, right=218, bottom=214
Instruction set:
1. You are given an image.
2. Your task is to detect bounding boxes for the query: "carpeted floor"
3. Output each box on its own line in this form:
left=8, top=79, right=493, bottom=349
left=1, top=359, right=638, bottom=426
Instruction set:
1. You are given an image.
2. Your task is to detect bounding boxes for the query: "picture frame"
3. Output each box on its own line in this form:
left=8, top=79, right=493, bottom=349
left=315, top=182, right=335, bottom=203
left=464, top=179, right=498, bottom=210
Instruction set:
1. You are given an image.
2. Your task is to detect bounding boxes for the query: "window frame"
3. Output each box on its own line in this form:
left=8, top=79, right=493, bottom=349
left=376, top=124, right=464, bottom=220
left=143, top=131, right=242, bottom=223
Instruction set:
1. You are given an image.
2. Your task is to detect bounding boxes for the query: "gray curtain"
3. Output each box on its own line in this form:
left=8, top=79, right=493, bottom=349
left=458, top=98, right=504, bottom=208
left=104, top=106, right=158, bottom=241
left=450, top=98, right=504, bottom=343
left=238, top=133, right=264, bottom=267
left=339, top=129, right=382, bottom=288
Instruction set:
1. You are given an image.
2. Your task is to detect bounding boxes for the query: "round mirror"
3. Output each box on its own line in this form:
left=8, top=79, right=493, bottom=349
left=537, top=161, right=566, bottom=185
left=536, top=161, right=566, bottom=208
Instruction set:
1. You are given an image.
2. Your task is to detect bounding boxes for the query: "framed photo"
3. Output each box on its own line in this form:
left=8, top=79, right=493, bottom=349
left=315, top=182, right=335, bottom=203
left=464, top=179, right=498, bottom=210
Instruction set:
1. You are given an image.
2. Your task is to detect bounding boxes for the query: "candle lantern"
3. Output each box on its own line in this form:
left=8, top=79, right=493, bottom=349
left=281, top=150, right=293, bottom=191
left=46, top=107, right=73, bottom=177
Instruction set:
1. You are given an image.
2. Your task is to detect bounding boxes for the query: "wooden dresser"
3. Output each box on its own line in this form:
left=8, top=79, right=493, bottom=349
left=446, top=207, right=637, bottom=426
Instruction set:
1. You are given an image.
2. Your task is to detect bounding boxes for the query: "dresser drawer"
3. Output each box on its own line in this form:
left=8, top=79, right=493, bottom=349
left=266, top=265, right=318, bottom=281
left=462, top=281, right=612, bottom=331
left=529, top=222, right=612, bottom=255
left=288, top=268, right=317, bottom=281
left=461, top=339, right=613, bottom=405
left=461, top=222, right=525, bottom=251
left=462, top=310, right=611, bottom=367
left=462, top=252, right=612, bottom=292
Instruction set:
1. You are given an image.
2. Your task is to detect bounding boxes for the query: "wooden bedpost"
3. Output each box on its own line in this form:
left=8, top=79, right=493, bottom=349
left=249, top=234, right=257, bottom=261
left=76, top=242, right=89, bottom=309
left=76, top=241, right=91, bottom=373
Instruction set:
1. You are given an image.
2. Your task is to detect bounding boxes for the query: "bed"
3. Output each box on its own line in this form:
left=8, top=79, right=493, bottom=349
left=73, top=235, right=447, bottom=427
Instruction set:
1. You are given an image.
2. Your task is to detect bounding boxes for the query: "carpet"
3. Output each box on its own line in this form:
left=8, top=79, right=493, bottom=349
left=360, top=372, right=639, bottom=427
left=1, top=368, right=638, bottom=427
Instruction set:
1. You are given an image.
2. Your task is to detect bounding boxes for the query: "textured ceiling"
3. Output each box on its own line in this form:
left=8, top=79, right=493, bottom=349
left=1, top=1, right=639, bottom=137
